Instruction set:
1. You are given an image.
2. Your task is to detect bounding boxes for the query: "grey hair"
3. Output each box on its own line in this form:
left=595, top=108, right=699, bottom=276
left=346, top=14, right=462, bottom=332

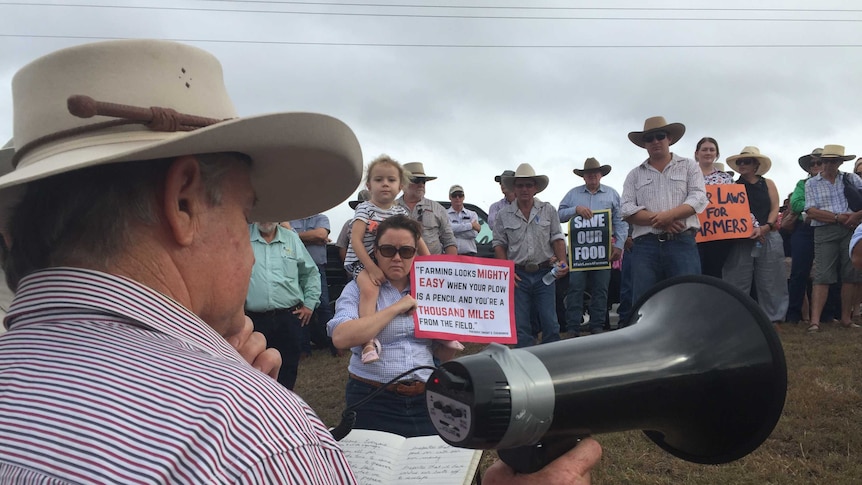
left=3, top=152, right=249, bottom=291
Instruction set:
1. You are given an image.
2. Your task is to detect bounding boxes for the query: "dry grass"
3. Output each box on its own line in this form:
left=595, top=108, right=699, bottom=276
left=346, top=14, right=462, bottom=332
left=294, top=322, right=862, bottom=484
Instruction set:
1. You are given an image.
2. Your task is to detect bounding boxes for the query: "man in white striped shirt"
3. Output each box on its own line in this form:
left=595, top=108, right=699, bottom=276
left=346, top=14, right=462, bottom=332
left=0, top=40, right=602, bottom=485
left=621, top=116, right=708, bottom=305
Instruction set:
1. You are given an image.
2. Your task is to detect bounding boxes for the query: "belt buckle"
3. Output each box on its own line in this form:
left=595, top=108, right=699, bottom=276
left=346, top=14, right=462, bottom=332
left=657, top=232, right=670, bottom=242
left=525, top=262, right=539, bottom=273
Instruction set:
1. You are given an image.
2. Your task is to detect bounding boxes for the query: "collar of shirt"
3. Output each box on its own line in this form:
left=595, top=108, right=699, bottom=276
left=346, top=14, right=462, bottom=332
left=639, top=152, right=689, bottom=171
left=5, top=267, right=243, bottom=364
left=580, top=185, right=606, bottom=194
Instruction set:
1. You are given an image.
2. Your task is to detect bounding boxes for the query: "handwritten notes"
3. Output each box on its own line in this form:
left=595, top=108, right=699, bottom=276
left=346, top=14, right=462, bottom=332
left=412, top=255, right=516, bottom=344
left=339, top=429, right=482, bottom=485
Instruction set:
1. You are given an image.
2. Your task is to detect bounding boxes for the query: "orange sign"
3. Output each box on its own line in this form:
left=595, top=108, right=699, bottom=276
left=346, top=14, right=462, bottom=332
left=696, top=184, right=753, bottom=243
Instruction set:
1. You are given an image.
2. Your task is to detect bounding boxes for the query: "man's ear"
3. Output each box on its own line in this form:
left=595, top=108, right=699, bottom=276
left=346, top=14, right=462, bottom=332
left=163, top=155, right=206, bottom=247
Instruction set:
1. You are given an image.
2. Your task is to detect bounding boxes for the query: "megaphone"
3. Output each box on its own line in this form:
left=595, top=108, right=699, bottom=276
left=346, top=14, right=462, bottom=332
left=425, top=275, right=787, bottom=473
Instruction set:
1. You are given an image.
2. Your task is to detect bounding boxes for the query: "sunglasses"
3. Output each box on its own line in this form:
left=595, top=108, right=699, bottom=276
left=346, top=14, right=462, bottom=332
left=450, top=193, right=465, bottom=198
left=736, top=158, right=759, bottom=166
left=810, top=160, right=824, bottom=167
left=642, top=132, right=667, bottom=143
left=514, top=182, right=536, bottom=189
left=377, top=245, right=417, bottom=259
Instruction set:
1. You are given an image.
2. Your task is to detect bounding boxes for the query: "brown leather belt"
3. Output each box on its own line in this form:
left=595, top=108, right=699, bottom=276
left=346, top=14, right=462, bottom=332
left=514, top=261, right=553, bottom=273
left=349, top=373, right=426, bottom=397
left=636, top=228, right=697, bottom=242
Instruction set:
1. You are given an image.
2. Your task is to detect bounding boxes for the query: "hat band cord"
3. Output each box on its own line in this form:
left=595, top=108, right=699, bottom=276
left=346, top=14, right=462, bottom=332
left=11, top=94, right=229, bottom=168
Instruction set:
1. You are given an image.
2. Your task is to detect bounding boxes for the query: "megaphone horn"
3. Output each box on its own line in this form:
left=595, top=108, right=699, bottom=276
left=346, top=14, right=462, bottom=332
left=425, top=275, right=787, bottom=473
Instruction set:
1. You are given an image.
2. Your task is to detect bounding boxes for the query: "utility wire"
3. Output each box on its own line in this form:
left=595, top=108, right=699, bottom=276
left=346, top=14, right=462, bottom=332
left=1, top=2, right=861, bottom=21
left=2, top=33, right=861, bottom=48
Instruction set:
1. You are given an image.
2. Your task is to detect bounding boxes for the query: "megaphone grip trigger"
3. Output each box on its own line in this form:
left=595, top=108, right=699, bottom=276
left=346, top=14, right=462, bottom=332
left=498, top=434, right=587, bottom=474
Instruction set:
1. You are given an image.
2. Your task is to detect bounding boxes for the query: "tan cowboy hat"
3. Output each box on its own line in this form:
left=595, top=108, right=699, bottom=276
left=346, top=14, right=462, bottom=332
left=0, top=39, right=363, bottom=223
left=494, top=169, right=515, bottom=183
left=501, top=163, right=549, bottom=193
left=627, top=116, right=686, bottom=148
left=403, top=162, right=437, bottom=182
left=573, top=157, right=611, bottom=177
left=819, top=144, right=855, bottom=162
left=798, top=147, right=823, bottom=171
left=348, top=189, right=370, bottom=209
left=726, top=146, right=772, bottom=176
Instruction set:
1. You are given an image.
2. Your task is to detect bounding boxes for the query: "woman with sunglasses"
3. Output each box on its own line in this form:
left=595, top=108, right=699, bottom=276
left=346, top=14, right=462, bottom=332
left=723, top=147, right=789, bottom=324
left=328, top=215, right=460, bottom=437
left=694, top=137, right=736, bottom=278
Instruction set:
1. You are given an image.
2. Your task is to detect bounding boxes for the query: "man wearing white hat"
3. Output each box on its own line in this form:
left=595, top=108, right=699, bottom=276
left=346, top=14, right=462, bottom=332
left=398, top=162, right=457, bottom=255
left=621, top=116, right=708, bottom=304
left=493, top=163, right=569, bottom=347
left=803, top=144, right=862, bottom=331
left=0, top=41, right=601, bottom=484
left=447, top=184, right=481, bottom=256
left=558, top=158, right=627, bottom=335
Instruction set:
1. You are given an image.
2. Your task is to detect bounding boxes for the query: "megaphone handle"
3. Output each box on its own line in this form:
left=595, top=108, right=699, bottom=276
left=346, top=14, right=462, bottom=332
left=497, top=434, right=587, bottom=474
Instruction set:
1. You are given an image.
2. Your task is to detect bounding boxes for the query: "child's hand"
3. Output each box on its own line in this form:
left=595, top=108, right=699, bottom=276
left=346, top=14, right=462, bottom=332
left=367, top=264, right=386, bottom=286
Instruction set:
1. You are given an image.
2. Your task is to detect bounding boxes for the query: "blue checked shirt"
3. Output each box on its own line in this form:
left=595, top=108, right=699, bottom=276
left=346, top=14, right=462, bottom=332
left=558, top=184, right=628, bottom=250
left=805, top=172, right=862, bottom=227
left=327, top=280, right=434, bottom=383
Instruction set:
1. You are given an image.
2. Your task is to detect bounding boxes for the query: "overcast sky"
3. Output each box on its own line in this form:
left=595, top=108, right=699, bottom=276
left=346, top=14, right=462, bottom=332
left=2, top=1, right=862, bottom=231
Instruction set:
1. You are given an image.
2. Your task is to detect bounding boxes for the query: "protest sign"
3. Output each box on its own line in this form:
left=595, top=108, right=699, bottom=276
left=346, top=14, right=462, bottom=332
left=696, top=184, right=752, bottom=243
left=568, top=209, right=612, bottom=271
left=411, top=255, right=515, bottom=344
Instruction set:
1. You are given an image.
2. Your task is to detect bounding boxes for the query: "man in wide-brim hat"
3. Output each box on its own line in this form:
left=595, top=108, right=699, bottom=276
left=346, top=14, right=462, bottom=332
left=558, top=158, right=627, bottom=336
left=0, top=39, right=367, bottom=481
left=620, top=116, right=708, bottom=304
left=493, top=163, right=568, bottom=347
left=802, top=144, right=862, bottom=331
left=397, top=161, right=457, bottom=254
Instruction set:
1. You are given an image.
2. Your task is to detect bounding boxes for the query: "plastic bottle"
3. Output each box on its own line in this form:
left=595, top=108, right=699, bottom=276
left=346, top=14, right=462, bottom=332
left=542, top=262, right=566, bottom=285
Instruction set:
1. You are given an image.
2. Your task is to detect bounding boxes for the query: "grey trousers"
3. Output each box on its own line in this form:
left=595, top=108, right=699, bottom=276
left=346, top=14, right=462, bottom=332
left=722, top=231, right=789, bottom=322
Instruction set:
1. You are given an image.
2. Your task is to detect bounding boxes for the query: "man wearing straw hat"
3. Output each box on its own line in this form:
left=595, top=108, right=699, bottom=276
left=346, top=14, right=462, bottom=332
left=558, top=158, right=627, bottom=336
left=0, top=41, right=601, bottom=483
left=803, top=144, right=862, bottom=332
left=621, top=116, right=708, bottom=304
left=398, top=162, right=457, bottom=255
left=493, top=163, right=569, bottom=347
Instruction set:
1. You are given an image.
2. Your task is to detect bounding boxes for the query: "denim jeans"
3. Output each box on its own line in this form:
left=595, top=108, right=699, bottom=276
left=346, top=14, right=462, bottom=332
left=631, top=232, right=701, bottom=305
left=565, top=268, right=611, bottom=334
left=345, top=378, right=436, bottom=437
left=617, top=248, right=634, bottom=326
left=514, top=269, right=561, bottom=347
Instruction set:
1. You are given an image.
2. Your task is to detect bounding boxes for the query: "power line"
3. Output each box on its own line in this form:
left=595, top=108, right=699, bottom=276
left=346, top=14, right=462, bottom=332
left=1, top=2, right=862, bottom=22
left=3, top=33, right=861, bottom=48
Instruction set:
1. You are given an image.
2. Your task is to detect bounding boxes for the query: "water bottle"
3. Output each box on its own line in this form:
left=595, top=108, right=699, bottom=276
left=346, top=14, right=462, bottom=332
left=542, top=262, right=566, bottom=285
left=751, top=240, right=763, bottom=258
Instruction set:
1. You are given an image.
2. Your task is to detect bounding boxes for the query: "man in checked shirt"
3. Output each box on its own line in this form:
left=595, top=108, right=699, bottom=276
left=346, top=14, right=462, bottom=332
left=621, top=116, right=708, bottom=305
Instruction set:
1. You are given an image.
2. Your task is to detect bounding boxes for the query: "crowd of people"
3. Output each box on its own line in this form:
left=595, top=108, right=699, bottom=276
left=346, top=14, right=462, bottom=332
left=3, top=38, right=862, bottom=484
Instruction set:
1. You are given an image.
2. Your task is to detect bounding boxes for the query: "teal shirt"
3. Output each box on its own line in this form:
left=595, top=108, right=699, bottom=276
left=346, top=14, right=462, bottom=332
left=245, top=224, right=321, bottom=312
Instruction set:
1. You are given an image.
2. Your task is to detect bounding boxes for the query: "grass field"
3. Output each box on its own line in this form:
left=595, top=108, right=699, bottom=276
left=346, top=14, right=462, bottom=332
left=294, top=321, right=862, bottom=484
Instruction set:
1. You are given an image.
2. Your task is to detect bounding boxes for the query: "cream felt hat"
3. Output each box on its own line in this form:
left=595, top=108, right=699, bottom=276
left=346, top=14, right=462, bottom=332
left=819, top=144, right=855, bottom=162
left=0, top=39, right=363, bottom=223
left=726, top=146, right=772, bottom=176
left=573, top=157, right=611, bottom=177
left=628, top=116, right=686, bottom=148
left=403, top=162, right=437, bottom=182
left=501, top=163, right=549, bottom=193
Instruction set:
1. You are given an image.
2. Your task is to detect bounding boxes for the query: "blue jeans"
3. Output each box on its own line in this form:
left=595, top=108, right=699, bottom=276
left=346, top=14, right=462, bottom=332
left=565, top=268, right=611, bottom=334
left=631, top=232, right=701, bottom=305
left=345, top=378, right=436, bottom=437
left=617, top=248, right=634, bottom=326
left=514, top=269, right=561, bottom=347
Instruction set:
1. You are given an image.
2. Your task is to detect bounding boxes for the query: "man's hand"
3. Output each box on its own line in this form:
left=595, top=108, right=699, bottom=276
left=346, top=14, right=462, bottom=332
left=624, top=236, right=634, bottom=252
left=225, top=315, right=282, bottom=380
left=575, top=206, right=594, bottom=220
left=649, top=210, right=678, bottom=230
left=483, top=437, right=602, bottom=485
left=610, top=247, right=622, bottom=262
left=293, top=305, right=313, bottom=326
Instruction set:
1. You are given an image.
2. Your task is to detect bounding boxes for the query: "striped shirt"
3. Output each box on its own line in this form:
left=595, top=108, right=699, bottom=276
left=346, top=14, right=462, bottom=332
left=327, top=280, right=434, bottom=384
left=0, top=267, right=356, bottom=485
left=344, top=201, right=409, bottom=273
left=805, top=172, right=862, bottom=227
left=621, top=154, right=709, bottom=239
